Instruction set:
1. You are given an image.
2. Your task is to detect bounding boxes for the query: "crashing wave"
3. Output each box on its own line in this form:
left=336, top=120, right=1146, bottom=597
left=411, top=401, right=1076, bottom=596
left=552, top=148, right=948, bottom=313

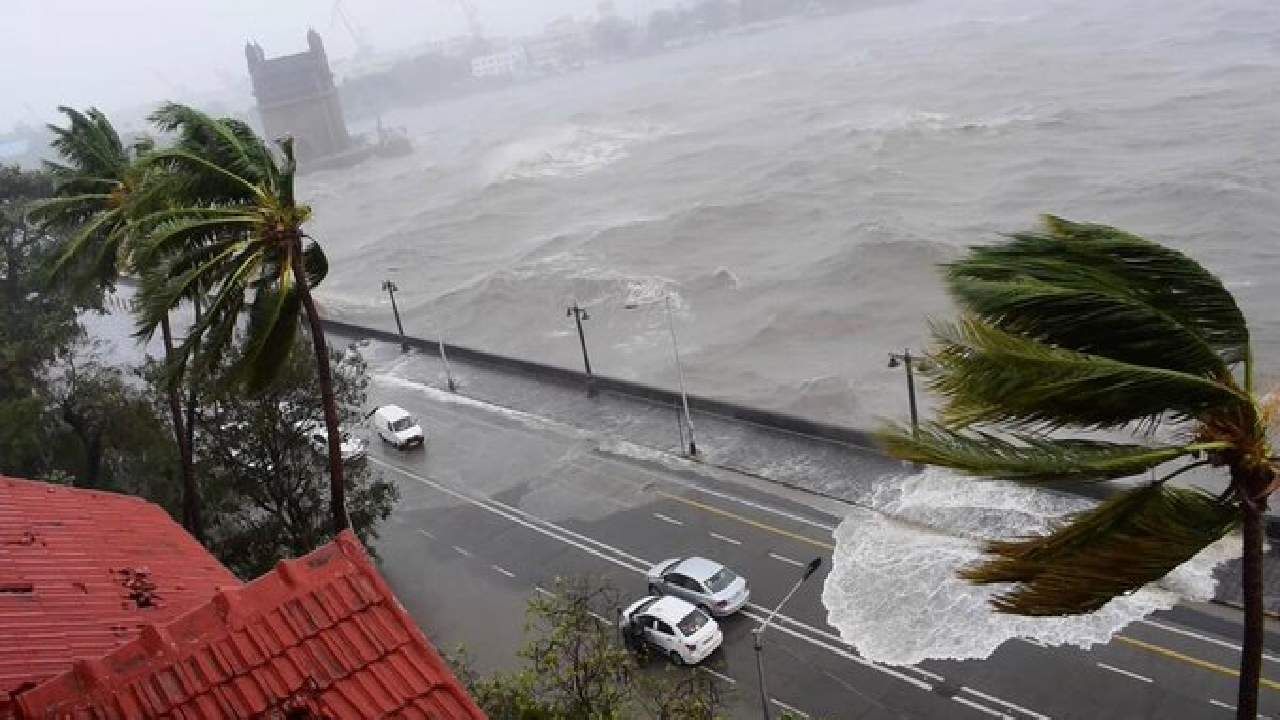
left=821, top=467, right=1240, bottom=666
left=485, top=122, right=670, bottom=183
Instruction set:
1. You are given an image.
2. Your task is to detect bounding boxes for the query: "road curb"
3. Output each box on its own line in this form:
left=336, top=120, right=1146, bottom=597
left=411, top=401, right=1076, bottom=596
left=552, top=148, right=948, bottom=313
left=1208, top=598, right=1280, bottom=621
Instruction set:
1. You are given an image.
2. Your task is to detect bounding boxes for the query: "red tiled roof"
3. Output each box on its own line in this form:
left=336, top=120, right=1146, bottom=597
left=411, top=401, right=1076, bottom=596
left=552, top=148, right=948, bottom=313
left=0, top=476, right=240, bottom=703
left=15, top=530, right=487, bottom=720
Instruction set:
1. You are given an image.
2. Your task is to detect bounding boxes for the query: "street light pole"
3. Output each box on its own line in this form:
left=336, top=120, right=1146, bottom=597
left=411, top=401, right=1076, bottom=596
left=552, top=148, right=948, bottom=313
left=664, top=295, right=697, bottom=456
left=567, top=302, right=596, bottom=396
left=437, top=327, right=457, bottom=393
left=752, top=557, right=823, bottom=720
left=888, top=349, right=922, bottom=434
left=381, top=279, right=408, bottom=353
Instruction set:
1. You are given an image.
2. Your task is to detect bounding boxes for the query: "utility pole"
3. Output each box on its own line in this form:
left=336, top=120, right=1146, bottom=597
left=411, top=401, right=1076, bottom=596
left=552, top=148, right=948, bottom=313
left=753, top=557, right=823, bottom=719
left=888, top=349, right=924, bottom=434
left=382, top=279, right=408, bottom=353
left=567, top=302, right=596, bottom=396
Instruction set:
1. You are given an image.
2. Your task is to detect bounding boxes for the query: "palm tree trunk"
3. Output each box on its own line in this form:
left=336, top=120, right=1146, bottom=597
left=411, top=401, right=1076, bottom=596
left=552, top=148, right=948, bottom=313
left=290, top=248, right=350, bottom=533
left=160, top=314, right=202, bottom=542
left=1238, top=495, right=1264, bottom=720
left=183, top=292, right=203, bottom=480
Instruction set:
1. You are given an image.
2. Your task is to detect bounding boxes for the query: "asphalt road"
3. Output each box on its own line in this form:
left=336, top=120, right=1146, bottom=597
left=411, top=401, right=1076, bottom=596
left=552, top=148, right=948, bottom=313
left=365, top=376, right=1280, bottom=719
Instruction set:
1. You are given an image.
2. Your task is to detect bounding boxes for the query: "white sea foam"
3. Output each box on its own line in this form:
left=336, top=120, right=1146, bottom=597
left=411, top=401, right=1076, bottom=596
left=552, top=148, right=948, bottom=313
left=486, top=122, right=668, bottom=182
left=821, top=467, right=1240, bottom=666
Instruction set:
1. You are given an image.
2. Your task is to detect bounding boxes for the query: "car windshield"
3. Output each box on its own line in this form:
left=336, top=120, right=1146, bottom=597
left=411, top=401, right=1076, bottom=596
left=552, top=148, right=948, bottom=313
left=705, top=567, right=737, bottom=594
left=677, top=608, right=709, bottom=637
left=390, top=417, right=414, bottom=432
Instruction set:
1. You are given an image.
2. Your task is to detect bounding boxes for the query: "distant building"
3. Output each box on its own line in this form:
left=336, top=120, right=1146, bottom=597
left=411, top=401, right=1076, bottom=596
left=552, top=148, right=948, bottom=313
left=470, top=46, right=529, bottom=79
left=245, top=30, right=351, bottom=163
left=525, top=16, right=588, bottom=73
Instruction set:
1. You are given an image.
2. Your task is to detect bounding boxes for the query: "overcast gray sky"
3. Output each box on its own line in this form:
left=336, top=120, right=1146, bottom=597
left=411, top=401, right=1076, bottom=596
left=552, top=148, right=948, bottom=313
left=2, top=0, right=658, bottom=131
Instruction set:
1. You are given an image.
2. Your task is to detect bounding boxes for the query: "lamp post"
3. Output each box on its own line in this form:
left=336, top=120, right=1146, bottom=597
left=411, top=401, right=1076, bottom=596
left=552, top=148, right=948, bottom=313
left=624, top=295, right=698, bottom=456
left=887, top=349, right=927, bottom=433
left=437, top=327, right=457, bottom=392
left=752, top=557, right=823, bottom=720
left=567, top=302, right=596, bottom=396
left=381, top=279, right=408, bottom=353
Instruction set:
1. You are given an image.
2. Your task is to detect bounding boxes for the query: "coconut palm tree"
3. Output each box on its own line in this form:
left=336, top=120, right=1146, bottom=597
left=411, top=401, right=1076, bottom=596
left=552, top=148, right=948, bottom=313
left=131, top=103, right=350, bottom=533
left=878, top=215, right=1275, bottom=719
left=30, top=107, right=208, bottom=541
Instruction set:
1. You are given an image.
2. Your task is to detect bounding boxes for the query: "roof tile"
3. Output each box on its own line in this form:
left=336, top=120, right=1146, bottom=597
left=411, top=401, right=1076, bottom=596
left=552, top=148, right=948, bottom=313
left=14, top=530, right=485, bottom=719
left=0, top=475, right=238, bottom=714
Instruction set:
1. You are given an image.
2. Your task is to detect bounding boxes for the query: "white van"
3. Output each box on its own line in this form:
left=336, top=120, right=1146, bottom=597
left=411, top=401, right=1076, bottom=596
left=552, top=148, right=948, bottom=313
left=371, top=405, right=425, bottom=449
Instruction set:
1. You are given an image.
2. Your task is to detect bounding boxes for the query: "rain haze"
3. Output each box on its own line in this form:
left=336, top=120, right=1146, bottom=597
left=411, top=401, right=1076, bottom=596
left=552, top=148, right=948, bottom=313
left=6, top=0, right=1280, bottom=715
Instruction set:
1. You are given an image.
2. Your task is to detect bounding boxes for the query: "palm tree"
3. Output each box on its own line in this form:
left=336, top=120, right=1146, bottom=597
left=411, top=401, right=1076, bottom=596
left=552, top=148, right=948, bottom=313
left=131, top=103, right=350, bottom=533
left=878, top=215, right=1275, bottom=719
left=30, top=107, right=207, bottom=541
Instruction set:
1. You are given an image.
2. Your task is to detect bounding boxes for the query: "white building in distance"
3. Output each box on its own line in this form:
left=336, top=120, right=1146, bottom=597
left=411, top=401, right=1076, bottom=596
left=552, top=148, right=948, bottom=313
left=470, top=46, right=530, bottom=79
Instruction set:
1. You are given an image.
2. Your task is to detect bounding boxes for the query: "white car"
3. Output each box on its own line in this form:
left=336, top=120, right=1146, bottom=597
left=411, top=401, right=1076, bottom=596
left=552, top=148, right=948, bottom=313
left=646, top=557, right=750, bottom=617
left=372, top=404, right=425, bottom=449
left=299, top=420, right=369, bottom=463
left=619, top=595, right=723, bottom=665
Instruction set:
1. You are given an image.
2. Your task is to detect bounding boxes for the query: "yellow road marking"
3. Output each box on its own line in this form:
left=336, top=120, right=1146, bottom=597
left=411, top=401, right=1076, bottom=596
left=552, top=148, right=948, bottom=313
left=1116, top=635, right=1280, bottom=693
left=654, top=490, right=835, bottom=551
left=656, top=487, right=1279, bottom=693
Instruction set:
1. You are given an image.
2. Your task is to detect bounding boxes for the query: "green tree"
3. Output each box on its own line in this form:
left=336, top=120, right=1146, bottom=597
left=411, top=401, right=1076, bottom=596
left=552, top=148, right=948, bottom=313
left=29, top=107, right=208, bottom=540
left=0, top=165, right=95, bottom=477
left=878, top=216, right=1275, bottom=719
left=190, top=337, right=396, bottom=578
left=40, top=340, right=181, bottom=505
left=449, top=577, right=728, bottom=720
left=131, top=103, right=353, bottom=533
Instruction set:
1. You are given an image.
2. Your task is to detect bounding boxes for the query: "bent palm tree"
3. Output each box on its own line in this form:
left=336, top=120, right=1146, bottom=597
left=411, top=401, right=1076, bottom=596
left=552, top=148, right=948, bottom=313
left=132, top=104, right=350, bottom=533
left=879, top=216, right=1275, bottom=719
left=30, top=107, right=207, bottom=541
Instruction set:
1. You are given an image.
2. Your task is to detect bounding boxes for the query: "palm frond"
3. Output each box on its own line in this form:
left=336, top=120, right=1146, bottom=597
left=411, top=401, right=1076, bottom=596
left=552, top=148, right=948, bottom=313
left=46, top=106, right=127, bottom=179
left=27, top=193, right=112, bottom=229
left=130, top=211, right=257, bottom=267
left=929, top=315, right=1252, bottom=430
left=877, top=423, right=1229, bottom=483
left=301, top=240, right=328, bottom=288
left=950, top=216, right=1250, bottom=368
left=946, top=275, right=1226, bottom=379
left=148, top=103, right=274, bottom=202
left=235, top=245, right=300, bottom=391
left=960, top=483, right=1237, bottom=615
left=140, top=148, right=264, bottom=202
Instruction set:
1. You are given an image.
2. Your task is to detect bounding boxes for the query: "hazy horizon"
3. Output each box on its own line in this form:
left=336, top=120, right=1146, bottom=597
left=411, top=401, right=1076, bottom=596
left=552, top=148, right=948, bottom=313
left=1, top=0, right=672, bottom=131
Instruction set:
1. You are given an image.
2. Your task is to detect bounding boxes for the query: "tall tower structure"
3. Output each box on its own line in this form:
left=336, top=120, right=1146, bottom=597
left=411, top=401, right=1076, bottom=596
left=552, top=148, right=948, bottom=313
left=245, top=30, right=351, bottom=163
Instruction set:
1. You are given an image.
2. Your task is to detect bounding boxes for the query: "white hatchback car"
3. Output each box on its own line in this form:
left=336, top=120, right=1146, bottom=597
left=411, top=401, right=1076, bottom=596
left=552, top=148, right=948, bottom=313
left=371, top=405, right=425, bottom=449
left=646, top=557, right=750, bottom=617
left=619, top=595, right=723, bottom=665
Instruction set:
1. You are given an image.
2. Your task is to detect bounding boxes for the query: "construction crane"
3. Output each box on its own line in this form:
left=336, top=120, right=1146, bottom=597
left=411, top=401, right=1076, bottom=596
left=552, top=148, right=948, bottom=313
left=453, top=0, right=483, bottom=39
left=331, top=0, right=372, bottom=56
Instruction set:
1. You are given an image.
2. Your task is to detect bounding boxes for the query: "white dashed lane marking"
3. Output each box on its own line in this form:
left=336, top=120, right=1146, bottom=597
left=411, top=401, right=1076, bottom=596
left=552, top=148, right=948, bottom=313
left=768, top=552, right=804, bottom=568
left=1096, top=663, right=1152, bottom=684
left=709, top=531, right=742, bottom=545
left=770, top=698, right=809, bottom=718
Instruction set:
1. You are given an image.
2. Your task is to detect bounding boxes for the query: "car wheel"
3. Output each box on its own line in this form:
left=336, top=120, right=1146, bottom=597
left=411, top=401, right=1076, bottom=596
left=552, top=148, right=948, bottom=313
left=669, top=650, right=684, bottom=666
